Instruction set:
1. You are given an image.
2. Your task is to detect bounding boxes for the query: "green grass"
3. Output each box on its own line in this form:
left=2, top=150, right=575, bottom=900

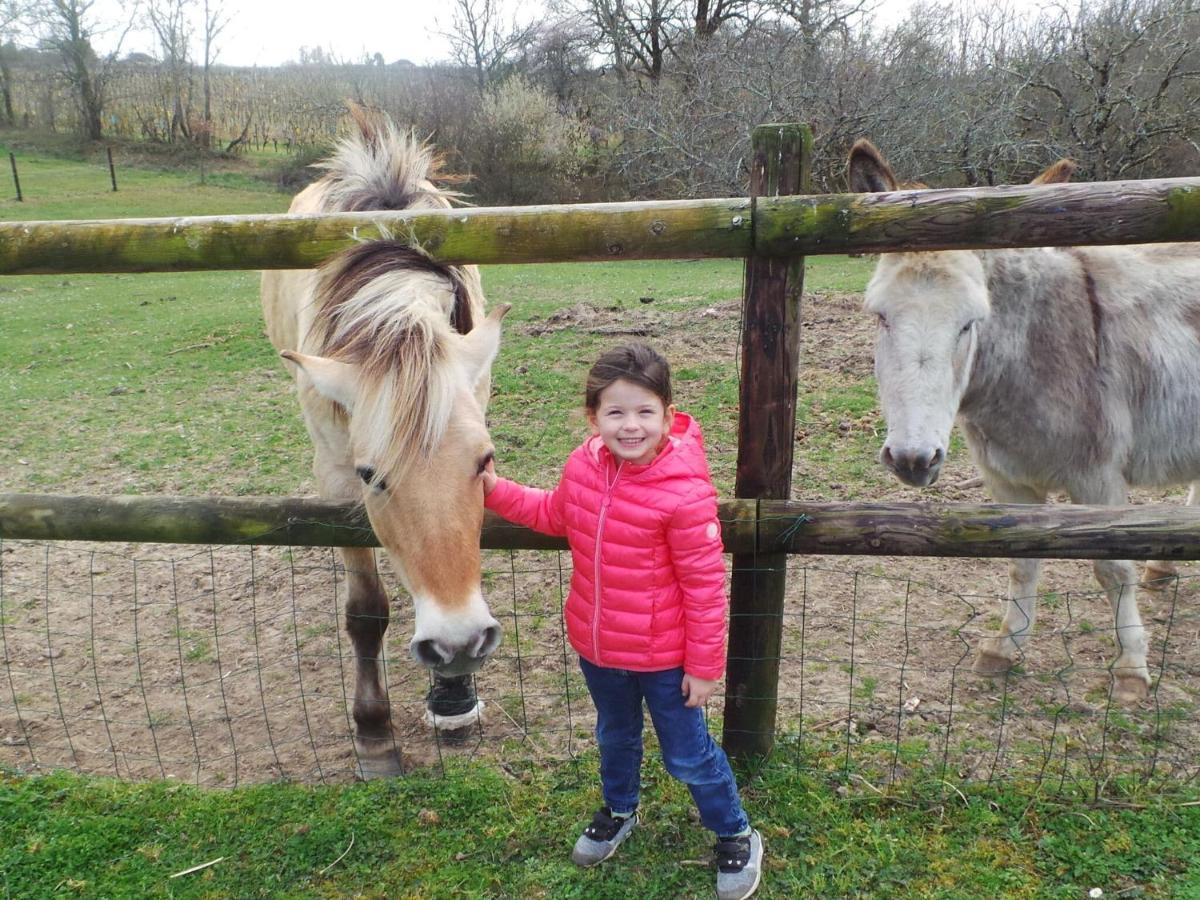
left=3, top=755, right=1199, bottom=898
left=1, top=145, right=283, bottom=220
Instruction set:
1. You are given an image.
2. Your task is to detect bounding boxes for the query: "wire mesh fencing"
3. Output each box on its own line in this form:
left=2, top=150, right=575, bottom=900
left=1, top=536, right=1197, bottom=798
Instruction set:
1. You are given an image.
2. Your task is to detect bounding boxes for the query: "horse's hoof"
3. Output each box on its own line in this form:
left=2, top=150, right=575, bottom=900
left=354, top=737, right=408, bottom=780
left=973, top=650, right=1015, bottom=676
left=1112, top=674, right=1151, bottom=704
left=355, top=751, right=407, bottom=780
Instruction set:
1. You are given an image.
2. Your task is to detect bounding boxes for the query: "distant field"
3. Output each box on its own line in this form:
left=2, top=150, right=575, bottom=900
left=0, top=149, right=878, bottom=498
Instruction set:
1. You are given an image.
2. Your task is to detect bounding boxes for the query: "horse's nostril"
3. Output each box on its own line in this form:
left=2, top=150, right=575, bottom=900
left=881, top=446, right=895, bottom=466
left=471, top=624, right=503, bottom=658
left=930, top=447, right=945, bottom=466
left=413, top=639, right=453, bottom=668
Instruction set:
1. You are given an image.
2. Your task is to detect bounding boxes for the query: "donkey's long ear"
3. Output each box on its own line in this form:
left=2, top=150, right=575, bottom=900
left=281, top=350, right=360, bottom=411
left=460, top=304, right=512, bottom=408
left=848, top=139, right=899, bottom=193
left=1031, top=159, right=1077, bottom=185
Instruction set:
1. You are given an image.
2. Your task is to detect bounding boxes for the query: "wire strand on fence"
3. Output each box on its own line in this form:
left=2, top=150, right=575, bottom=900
left=1, top=537, right=1197, bottom=801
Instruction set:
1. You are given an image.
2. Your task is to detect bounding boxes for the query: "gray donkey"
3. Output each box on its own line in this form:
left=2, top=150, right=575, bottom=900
left=849, top=139, right=1200, bottom=702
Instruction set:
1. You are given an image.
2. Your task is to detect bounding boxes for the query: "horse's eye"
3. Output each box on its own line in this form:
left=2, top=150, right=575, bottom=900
left=356, top=465, right=387, bottom=491
left=960, top=321, right=973, bottom=335
left=477, top=450, right=495, bottom=475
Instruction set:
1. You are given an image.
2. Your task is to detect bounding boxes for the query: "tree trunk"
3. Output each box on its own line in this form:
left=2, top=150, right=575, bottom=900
left=0, top=51, right=14, bottom=127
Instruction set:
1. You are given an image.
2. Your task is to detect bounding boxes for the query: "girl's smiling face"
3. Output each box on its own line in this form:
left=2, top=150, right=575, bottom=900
left=588, top=378, right=676, bottom=466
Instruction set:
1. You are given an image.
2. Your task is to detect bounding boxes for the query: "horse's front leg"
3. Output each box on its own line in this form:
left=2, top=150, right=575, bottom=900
left=340, top=545, right=406, bottom=778
left=974, top=478, right=1045, bottom=676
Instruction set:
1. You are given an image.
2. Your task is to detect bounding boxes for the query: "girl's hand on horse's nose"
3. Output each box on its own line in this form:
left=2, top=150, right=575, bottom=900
left=482, top=458, right=498, bottom=496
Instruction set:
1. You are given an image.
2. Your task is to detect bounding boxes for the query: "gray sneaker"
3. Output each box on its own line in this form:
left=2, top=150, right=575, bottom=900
left=570, top=806, right=638, bottom=866
left=715, top=829, right=763, bottom=900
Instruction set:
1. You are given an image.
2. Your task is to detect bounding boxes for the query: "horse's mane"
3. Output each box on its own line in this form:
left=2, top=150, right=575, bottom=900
left=310, top=106, right=485, bottom=477
left=315, top=104, right=469, bottom=214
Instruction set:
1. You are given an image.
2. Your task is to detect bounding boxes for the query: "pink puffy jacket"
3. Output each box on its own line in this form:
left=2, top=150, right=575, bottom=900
left=485, top=413, right=728, bottom=680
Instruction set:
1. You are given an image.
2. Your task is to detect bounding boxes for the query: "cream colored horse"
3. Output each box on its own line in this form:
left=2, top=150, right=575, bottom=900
left=850, top=140, right=1200, bottom=703
left=263, top=107, right=508, bottom=776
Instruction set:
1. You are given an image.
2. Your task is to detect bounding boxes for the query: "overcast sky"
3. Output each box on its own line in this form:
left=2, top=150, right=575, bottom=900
left=92, top=0, right=998, bottom=69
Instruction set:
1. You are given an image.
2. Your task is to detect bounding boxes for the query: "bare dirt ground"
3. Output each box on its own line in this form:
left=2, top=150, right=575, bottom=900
left=3, top=289, right=1198, bottom=793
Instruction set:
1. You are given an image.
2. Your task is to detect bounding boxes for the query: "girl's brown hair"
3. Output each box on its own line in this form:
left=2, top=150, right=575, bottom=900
left=584, top=342, right=672, bottom=412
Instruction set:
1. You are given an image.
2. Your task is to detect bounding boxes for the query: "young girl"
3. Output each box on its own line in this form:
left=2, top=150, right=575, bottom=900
left=482, top=342, right=763, bottom=900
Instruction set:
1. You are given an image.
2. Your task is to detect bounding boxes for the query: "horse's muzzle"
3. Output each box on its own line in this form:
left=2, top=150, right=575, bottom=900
left=881, top=444, right=944, bottom=487
left=410, top=624, right=503, bottom=675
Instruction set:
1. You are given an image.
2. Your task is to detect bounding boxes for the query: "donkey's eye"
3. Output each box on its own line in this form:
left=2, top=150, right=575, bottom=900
left=356, top=465, right=387, bottom=491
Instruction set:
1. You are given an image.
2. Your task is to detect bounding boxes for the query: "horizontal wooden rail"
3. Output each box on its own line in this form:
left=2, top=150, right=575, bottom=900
left=757, top=176, right=1200, bottom=256
left=4, top=493, right=1200, bottom=560
left=0, top=199, right=752, bottom=274
left=2, top=177, right=1200, bottom=274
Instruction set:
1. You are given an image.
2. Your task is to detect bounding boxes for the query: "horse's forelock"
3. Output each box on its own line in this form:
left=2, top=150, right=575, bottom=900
left=313, top=241, right=481, bottom=478
left=352, top=358, right=456, bottom=485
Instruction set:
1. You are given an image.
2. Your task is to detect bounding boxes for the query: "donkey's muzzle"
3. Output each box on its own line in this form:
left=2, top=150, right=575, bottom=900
left=881, top=444, right=944, bottom=487
left=411, top=624, right=503, bottom=676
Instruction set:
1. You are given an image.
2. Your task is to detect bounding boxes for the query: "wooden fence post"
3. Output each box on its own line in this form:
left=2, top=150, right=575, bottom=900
left=107, top=147, right=118, bottom=192
left=9, top=152, right=22, bottom=201
left=723, top=123, right=811, bottom=762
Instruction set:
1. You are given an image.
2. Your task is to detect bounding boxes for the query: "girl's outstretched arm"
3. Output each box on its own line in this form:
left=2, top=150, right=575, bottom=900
left=484, top=459, right=568, bottom=537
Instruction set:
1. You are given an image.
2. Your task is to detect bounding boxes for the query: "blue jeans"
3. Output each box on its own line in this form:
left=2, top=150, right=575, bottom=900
left=579, top=657, right=749, bottom=837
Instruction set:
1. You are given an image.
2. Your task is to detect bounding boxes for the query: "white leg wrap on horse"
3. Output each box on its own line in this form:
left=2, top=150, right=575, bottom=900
left=423, top=699, right=485, bottom=730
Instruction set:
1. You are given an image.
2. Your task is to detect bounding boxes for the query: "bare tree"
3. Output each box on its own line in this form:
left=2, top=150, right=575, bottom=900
left=145, top=0, right=191, bottom=141
left=442, top=0, right=539, bottom=96
left=578, top=0, right=688, bottom=79
left=693, top=0, right=756, bottom=36
left=1011, top=0, right=1200, bottom=178
left=31, top=0, right=132, bottom=139
left=199, top=0, right=228, bottom=146
left=770, top=0, right=875, bottom=43
left=525, top=5, right=593, bottom=102
left=0, top=0, right=26, bottom=125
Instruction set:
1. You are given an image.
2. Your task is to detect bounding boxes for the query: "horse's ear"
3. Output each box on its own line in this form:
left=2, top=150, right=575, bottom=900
left=281, top=350, right=360, bottom=411
left=1031, top=159, right=1077, bottom=185
left=460, top=304, right=511, bottom=409
left=848, top=139, right=898, bottom=193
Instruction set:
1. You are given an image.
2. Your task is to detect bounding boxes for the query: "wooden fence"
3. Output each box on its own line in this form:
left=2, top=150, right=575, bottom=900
left=5, top=123, right=1200, bottom=764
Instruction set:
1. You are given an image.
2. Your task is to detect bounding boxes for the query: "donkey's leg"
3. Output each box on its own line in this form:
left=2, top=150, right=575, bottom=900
left=975, top=479, right=1045, bottom=675
left=1144, top=481, right=1197, bottom=588
left=1074, top=478, right=1152, bottom=703
left=1092, top=556, right=1152, bottom=702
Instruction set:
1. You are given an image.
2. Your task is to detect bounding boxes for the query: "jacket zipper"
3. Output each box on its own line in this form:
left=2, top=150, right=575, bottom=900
left=592, top=458, right=623, bottom=661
